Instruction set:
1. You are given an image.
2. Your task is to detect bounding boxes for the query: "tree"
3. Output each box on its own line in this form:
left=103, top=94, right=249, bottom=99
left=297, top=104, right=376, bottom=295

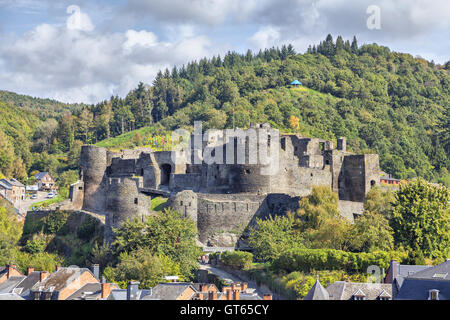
left=296, top=186, right=352, bottom=250
left=390, top=179, right=449, bottom=260
left=111, top=208, right=202, bottom=279
left=350, top=211, right=394, bottom=252
left=104, top=248, right=183, bottom=288
left=248, top=214, right=303, bottom=261
left=351, top=36, right=358, bottom=53
left=363, top=186, right=395, bottom=219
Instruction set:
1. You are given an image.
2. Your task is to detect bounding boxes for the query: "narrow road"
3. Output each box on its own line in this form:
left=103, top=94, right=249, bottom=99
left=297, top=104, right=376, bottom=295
left=198, top=263, right=267, bottom=299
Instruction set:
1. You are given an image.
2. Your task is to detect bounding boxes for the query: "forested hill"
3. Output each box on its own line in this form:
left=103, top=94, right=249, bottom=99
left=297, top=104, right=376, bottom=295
left=0, top=90, right=85, bottom=120
left=92, top=35, right=449, bottom=181
left=0, top=35, right=449, bottom=185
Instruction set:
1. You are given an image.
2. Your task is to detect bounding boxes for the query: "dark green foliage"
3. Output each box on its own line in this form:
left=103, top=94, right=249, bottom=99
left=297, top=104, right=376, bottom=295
left=77, top=216, right=98, bottom=241
left=220, top=251, right=253, bottom=269
left=43, top=210, right=70, bottom=234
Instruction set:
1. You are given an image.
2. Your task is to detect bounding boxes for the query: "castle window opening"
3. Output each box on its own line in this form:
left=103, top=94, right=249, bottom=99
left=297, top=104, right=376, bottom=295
left=281, top=138, right=286, bottom=151
left=245, top=169, right=251, bottom=174
left=79, top=186, right=83, bottom=190
left=325, top=160, right=330, bottom=165
left=160, top=164, right=172, bottom=186
left=134, top=198, right=138, bottom=204
left=180, top=201, right=183, bottom=206
left=370, top=180, right=376, bottom=187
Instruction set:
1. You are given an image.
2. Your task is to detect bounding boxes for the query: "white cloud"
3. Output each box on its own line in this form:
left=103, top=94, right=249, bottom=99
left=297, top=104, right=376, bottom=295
left=0, top=7, right=216, bottom=103
left=248, top=26, right=281, bottom=50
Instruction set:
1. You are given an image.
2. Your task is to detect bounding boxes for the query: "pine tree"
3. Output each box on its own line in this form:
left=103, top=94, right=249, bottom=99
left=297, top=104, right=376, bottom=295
left=351, top=36, right=358, bottom=53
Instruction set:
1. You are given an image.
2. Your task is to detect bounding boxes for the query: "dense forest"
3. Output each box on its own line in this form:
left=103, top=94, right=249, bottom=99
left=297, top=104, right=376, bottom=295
left=0, top=35, right=448, bottom=185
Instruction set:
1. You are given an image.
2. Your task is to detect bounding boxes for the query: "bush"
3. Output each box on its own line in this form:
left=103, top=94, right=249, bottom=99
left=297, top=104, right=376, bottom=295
left=221, top=251, right=253, bottom=269
left=272, top=248, right=407, bottom=273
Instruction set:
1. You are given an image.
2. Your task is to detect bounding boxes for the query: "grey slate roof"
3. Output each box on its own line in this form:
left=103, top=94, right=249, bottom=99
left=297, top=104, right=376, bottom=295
left=326, top=282, right=394, bottom=300
left=66, top=282, right=120, bottom=300
left=304, top=279, right=330, bottom=300
left=0, top=180, right=12, bottom=190
left=395, top=279, right=450, bottom=300
left=7, top=179, right=24, bottom=187
left=0, top=276, right=26, bottom=294
left=141, top=283, right=197, bottom=300
left=109, top=289, right=152, bottom=300
left=66, top=283, right=102, bottom=300
left=395, top=264, right=431, bottom=288
left=395, top=260, right=450, bottom=300
left=408, top=260, right=450, bottom=280
left=14, top=272, right=42, bottom=298
left=34, top=172, right=50, bottom=180
left=0, top=293, right=25, bottom=300
left=30, top=267, right=95, bottom=292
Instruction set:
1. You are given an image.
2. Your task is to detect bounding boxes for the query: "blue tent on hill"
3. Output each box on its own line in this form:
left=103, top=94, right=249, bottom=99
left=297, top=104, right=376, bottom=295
left=290, top=80, right=302, bottom=86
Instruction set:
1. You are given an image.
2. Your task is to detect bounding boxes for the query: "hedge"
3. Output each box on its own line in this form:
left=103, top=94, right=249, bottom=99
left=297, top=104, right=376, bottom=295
left=272, top=248, right=408, bottom=273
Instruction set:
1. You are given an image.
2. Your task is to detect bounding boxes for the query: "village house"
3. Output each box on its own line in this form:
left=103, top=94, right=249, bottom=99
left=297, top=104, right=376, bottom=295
left=384, top=259, right=431, bottom=292
left=34, top=172, right=56, bottom=191
left=395, top=260, right=450, bottom=300
left=0, top=265, right=23, bottom=285
left=0, top=179, right=25, bottom=203
left=29, top=266, right=99, bottom=300
left=304, top=275, right=394, bottom=300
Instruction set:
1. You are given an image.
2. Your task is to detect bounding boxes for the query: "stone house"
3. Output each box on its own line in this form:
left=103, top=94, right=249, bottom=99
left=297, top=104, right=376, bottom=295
left=0, top=179, right=25, bottom=203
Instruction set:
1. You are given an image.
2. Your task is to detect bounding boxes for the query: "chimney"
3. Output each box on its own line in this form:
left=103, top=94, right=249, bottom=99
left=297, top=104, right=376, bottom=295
left=263, top=293, right=273, bottom=300
left=7, top=264, right=17, bottom=278
left=388, top=260, right=398, bottom=283
left=27, top=267, right=35, bottom=275
left=242, top=282, right=248, bottom=292
left=91, top=264, right=100, bottom=280
left=233, top=289, right=240, bottom=300
left=225, top=288, right=232, bottom=301
left=101, top=283, right=111, bottom=299
left=208, top=291, right=218, bottom=300
left=39, top=271, right=50, bottom=282
left=127, top=281, right=140, bottom=300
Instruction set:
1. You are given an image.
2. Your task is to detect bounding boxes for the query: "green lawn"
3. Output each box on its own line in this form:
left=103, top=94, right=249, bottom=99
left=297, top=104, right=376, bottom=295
left=151, top=196, right=168, bottom=211
left=29, top=194, right=65, bottom=210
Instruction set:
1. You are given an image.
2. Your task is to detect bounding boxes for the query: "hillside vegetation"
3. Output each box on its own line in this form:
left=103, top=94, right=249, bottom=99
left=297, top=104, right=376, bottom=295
left=0, top=35, right=448, bottom=184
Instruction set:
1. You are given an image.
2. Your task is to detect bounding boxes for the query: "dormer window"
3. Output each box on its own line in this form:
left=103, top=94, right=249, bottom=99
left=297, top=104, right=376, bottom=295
left=429, top=289, right=439, bottom=300
left=352, top=288, right=366, bottom=300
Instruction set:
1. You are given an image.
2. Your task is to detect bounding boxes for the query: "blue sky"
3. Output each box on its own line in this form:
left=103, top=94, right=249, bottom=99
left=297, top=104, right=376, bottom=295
left=0, top=0, right=449, bottom=103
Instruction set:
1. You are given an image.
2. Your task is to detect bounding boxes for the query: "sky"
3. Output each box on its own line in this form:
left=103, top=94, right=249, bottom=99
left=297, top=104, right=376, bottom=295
left=0, top=0, right=449, bottom=104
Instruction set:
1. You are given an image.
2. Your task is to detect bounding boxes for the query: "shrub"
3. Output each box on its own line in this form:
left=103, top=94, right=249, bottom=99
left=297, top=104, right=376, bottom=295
left=221, top=251, right=253, bottom=269
left=272, top=248, right=407, bottom=273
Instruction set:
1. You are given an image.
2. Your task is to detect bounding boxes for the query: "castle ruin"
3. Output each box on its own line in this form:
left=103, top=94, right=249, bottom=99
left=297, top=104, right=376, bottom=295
left=69, top=123, right=380, bottom=247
